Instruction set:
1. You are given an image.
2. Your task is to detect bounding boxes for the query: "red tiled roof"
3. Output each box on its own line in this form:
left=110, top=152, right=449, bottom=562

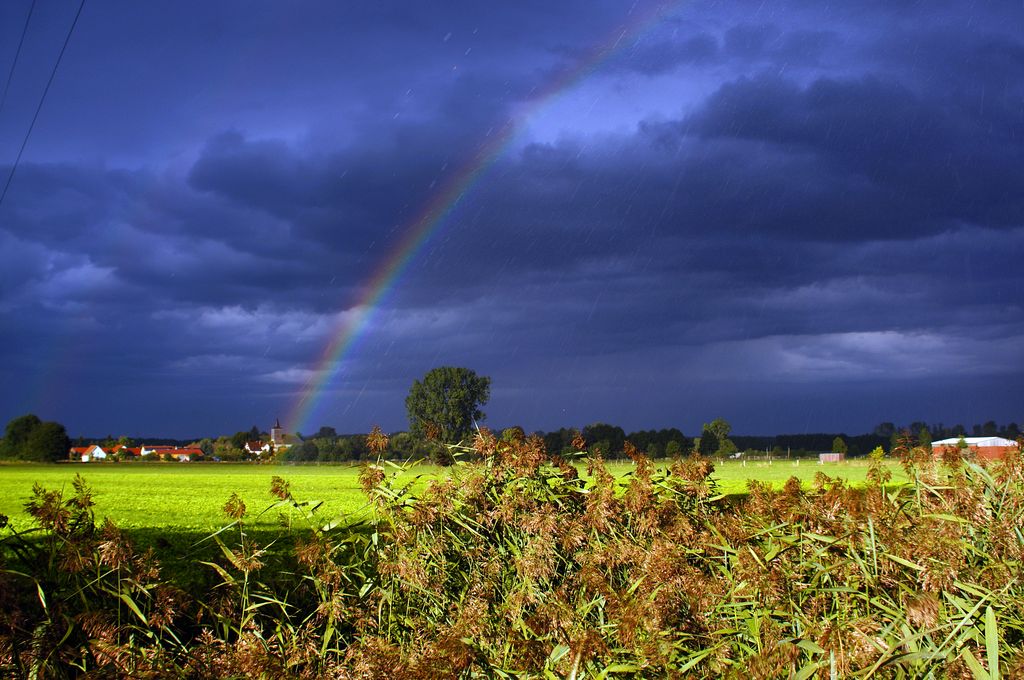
left=73, top=444, right=204, bottom=457
left=171, top=448, right=203, bottom=456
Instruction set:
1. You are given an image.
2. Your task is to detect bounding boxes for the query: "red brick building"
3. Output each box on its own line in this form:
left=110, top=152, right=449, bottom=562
left=932, top=436, right=1019, bottom=461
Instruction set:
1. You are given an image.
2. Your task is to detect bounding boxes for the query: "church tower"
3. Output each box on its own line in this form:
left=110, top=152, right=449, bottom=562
left=271, top=418, right=284, bottom=446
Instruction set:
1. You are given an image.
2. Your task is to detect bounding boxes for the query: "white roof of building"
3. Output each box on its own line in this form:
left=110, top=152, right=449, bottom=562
left=932, top=436, right=1018, bottom=447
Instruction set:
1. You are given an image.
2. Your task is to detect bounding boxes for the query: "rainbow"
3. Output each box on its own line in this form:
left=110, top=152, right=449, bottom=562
left=286, top=1, right=681, bottom=433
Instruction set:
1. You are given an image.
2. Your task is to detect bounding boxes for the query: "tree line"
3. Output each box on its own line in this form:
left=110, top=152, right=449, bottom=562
left=2, top=363, right=1019, bottom=464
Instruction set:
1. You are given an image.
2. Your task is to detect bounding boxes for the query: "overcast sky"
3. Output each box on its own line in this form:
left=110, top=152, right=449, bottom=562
left=1, top=0, right=1022, bottom=438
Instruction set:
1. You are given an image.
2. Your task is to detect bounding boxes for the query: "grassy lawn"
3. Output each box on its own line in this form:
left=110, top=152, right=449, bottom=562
left=694, top=457, right=909, bottom=495
left=0, top=458, right=907, bottom=534
left=0, top=463, right=373, bottom=534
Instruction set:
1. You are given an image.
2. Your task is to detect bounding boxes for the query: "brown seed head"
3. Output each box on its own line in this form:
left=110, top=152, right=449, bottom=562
left=269, top=475, right=292, bottom=500
left=359, top=463, right=387, bottom=496
left=473, top=426, right=497, bottom=457
left=367, top=425, right=389, bottom=454
left=98, top=518, right=133, bottom=569
left=223, top=492, right=247, bottom=520
left=906, top=592, right=941, bottom=628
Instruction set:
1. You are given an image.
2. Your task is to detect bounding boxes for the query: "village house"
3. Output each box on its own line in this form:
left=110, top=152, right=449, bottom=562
left=140, top=445, right=176, bottom=457
left=246, top=419, right=292, bottom=457
left=139, top=445, right=203, bottom=461
left=165, top=447, right=202, bottom=462
left=71, top=444, right=203, bottom=462
left=70, top=420, right=290, bottom=462
left=72, top=444, right=108, bottom=462
left=245, top=440, right=272, bottom=456
left=244, top=419, right=294, bottom=456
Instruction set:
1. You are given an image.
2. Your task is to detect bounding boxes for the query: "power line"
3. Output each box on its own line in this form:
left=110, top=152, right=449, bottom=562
left=0, top=0, right=85, bottom=209
left=0, top=0, right=38, bottom=118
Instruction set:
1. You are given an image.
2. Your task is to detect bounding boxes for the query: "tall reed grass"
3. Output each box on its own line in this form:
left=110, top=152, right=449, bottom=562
left=1, top=429, right=1021, bottom=677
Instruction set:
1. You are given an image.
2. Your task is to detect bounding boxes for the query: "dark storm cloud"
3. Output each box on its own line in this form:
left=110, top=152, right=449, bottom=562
left=687, top=74, right=1024, bottom=233
left=0, top=0, right=1022, bottom=435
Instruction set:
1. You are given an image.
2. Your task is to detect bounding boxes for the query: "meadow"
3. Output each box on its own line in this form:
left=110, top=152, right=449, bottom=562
left=0, top=458, right=907, bottom=533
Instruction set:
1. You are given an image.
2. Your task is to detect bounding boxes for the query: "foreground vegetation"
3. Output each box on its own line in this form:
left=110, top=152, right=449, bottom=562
left=1, top=434, right=1021, bottom=677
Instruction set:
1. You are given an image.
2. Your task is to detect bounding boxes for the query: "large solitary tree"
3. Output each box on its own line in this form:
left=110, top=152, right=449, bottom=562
left=405, top=366, right=491, bottom=445
left=701, top=417, right=736, bottom=456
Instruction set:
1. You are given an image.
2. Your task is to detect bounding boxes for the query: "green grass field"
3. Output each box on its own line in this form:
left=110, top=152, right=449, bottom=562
left=0, top=463, right=371, bottom=533
left=0, top=458, right=908, bottom=534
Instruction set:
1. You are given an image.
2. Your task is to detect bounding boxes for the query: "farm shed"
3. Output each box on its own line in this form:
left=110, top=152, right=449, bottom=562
left=932, top=436, right=1019, bottom=461
left=819, top=452, right=845, bottom=463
